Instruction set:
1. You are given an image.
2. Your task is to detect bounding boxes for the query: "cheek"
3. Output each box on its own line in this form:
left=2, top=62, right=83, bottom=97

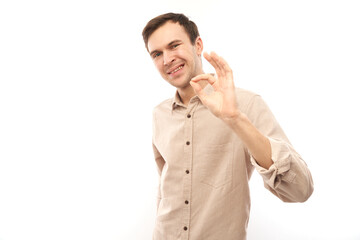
left=154, top=60, right=163, bottom=72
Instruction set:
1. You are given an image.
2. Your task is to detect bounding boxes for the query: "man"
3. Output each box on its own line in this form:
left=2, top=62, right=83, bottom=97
left=142, top=13, right=313, bottom=240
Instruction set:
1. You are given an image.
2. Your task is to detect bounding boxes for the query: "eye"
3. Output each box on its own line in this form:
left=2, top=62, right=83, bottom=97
left=171, top=44, right=180, bottom=49
left=152, top=52, right=162, bottom=59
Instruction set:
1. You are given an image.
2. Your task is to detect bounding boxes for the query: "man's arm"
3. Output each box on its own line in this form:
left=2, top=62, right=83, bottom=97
left=152, top=143, right=165, bottom=210
left=190, top=52, right=272, bottom=169
left=244, top=93, right=313, bottom=202
left=152, top=110, right=165, bottom=210
left=190, top=52, right=313, bottom=202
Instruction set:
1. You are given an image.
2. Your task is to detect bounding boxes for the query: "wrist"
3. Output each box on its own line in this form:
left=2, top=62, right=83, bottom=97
left=222, top=110, right=246, bottom=127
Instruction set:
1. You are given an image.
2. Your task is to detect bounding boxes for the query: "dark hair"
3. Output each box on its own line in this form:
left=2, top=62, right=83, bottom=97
left=142, top=13, right=200, bottom=51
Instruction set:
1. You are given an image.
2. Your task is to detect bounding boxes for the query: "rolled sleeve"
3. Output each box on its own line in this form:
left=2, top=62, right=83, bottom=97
left=251, top=138, right=293, bottom=185
left=243, top=92, right=314, bottom=203
left=251, top=138, right=313, bottom=202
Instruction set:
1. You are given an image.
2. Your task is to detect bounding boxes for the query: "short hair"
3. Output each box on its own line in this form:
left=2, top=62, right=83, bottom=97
left=142, top=13, right=200, bottom=51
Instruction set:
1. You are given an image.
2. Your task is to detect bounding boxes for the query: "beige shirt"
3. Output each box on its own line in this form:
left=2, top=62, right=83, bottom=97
left=152, top=86, right=314, bottom=240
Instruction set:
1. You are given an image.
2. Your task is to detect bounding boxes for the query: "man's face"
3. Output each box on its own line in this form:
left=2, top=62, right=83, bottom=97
left=147, top=21, right=203, bottom=90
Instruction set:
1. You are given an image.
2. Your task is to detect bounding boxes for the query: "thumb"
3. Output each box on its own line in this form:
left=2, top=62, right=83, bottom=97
left=190, top=80, right=204, bottom=96
left=190, top=80, right=208, bottom=104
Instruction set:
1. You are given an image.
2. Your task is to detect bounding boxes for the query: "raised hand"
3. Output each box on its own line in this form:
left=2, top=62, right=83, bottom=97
left=190, top=52, right=240, bottom=122
left=191, top=52, right=273, bottom=168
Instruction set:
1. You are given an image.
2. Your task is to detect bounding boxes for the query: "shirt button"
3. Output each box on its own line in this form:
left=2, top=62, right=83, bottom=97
left=185, top=200, right=189, bottom=204
left=184, top=226, right=188, bottom=231
left=187, top=114, right=191, bottom=118
left=186, top=141, right=190, bottom=145
left=185, top=170, right=190, bottom=174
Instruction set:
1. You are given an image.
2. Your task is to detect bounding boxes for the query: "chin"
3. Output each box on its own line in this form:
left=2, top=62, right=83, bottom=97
left=169, top=78, right=191, bottom=89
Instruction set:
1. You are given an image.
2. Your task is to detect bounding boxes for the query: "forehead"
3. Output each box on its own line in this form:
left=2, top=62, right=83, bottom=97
left=147, top=21, right=190, bottom=52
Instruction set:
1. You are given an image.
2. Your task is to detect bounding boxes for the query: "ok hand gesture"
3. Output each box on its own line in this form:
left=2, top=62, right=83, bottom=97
left=190, top=52, right=240, bottom=123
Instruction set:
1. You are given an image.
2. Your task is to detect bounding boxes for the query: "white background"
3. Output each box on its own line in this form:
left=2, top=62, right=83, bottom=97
left=1, top=0, right=359, bottom=239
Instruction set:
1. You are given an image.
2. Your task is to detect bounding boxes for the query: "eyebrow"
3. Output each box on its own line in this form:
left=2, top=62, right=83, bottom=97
left=149, top=40, right=183, bottom=57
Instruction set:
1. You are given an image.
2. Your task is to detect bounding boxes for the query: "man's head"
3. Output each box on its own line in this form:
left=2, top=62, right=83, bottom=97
left=142, top=13, right=204, bottom=90
left=142, top=13, right=200, bottom=52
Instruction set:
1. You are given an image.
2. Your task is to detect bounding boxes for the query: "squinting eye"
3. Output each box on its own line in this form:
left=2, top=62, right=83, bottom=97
left=172, top=44, right=179, bottom=49
left=153, top=52, right=161, bottom=58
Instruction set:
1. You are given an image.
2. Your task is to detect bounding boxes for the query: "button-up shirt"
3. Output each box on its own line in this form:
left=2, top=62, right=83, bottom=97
left=152, top=85, right=314, bottom=240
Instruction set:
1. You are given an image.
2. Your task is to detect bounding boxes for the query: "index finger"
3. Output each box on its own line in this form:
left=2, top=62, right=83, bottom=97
left=204, top=52, right=225, bottom=78
left=216, top=55, right=233, bottom=87
left=204, top=52, right=226, bottom=78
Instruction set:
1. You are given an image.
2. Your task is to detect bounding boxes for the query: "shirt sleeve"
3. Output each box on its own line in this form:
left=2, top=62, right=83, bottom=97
left=152, top=143, right=165, bottom=210
left=244, top=94, right=314, bottom=202
left=152, top=110, right=165, bottom=210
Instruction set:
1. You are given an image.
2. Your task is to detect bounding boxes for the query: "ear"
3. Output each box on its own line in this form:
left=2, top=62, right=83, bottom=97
left=195, top=36, right=203, bottom=56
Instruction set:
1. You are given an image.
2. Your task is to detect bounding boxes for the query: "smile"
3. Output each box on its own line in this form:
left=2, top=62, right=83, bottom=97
left=168, top=64, right=184, bottom=74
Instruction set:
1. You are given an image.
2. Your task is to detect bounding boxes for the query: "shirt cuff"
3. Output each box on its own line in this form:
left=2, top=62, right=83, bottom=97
left=250, top=137, right=296, bottom=189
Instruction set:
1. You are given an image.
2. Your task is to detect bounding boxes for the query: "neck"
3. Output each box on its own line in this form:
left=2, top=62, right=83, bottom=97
left=178, top=80, right=208, bottom=106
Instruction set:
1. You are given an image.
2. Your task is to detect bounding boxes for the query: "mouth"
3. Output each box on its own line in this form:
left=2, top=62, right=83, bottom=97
left=167, top=64, right=185, bottom=75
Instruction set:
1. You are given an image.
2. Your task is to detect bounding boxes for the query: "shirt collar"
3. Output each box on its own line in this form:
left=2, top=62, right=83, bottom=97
left=171, top=91, right=184, bottom=110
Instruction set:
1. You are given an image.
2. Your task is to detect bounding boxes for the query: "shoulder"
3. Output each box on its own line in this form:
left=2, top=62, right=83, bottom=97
left=234, top=88, right=262, bottom=111
left=235, top=88, right=260, bottom=99
left=153, top=98, right=173, bottom=115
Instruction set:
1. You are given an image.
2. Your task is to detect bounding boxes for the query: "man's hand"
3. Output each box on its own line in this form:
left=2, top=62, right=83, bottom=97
left=190, top=52, right=240, bottom=123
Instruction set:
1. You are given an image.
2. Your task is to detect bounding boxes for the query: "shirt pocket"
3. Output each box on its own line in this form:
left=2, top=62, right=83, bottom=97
left=199, top=142, right=233, bottom=188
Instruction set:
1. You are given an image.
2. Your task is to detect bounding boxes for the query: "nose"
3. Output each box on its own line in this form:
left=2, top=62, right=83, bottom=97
left=163, top=51, right=175, bottom=66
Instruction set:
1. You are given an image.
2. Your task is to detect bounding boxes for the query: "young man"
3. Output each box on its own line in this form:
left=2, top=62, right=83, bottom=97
left=143, top=13, right=313, bottom=240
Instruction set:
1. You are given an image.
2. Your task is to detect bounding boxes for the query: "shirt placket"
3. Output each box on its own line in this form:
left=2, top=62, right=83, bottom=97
left=181, top=99, right=199, bottom=240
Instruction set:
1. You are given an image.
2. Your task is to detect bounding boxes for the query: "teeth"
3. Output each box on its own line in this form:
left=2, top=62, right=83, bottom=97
left=170, top=65, right=183, bottom=74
